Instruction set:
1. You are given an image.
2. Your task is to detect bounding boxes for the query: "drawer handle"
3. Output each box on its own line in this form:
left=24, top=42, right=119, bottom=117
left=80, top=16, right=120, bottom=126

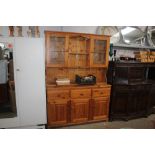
left=80, top=93, right=84, bottom=96
left=100, top=92, right=103, bottom=94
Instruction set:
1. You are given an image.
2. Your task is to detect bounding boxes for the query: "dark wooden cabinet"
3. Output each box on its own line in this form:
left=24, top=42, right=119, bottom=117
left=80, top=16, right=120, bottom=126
left=110, top=84, right=151, bottom=120
left=110, top=86, right=128, bottom=118
left=107, top=61, right=155, bottom=121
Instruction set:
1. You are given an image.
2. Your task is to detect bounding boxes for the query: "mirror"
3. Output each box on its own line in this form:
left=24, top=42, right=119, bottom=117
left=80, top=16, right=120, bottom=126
left=121, top=26, right=145, bottom=45
left=96, top=26, right=121, bottom=44
left=147, top=26, right=155, bottom=47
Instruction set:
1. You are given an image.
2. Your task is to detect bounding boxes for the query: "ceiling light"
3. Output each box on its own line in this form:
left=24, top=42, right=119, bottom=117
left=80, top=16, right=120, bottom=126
left=121, top=27, right=136, bottom=35
left=112, top=27, right=136, bottom=37
left=125, top=39, right=130, bottom=43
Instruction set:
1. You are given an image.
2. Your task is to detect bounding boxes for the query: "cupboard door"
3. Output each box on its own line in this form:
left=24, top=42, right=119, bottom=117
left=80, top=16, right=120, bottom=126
left=46, top=33, right=68, bottom=67
left=68, top=35, right=90, bottom=68
left=71, top=99, right=89, bottom=123
left=90, top=37, right=110, bottom=68
left=111, top=88, right=128, bottom=117
left=48, top=100, right=68, bottom=126
left=93, top=97, right=109, bottom=120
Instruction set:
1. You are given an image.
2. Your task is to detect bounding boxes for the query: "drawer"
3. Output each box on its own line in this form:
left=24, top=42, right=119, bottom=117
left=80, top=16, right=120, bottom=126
left=93, top=96, right=109, bottom=102
left=71, top=89, right=91, bottom=99
left=48, top=99, right=69, bottom=105
left=92, top=88, right=111, bottom=97
left=47, top=89, right=70, bottom=101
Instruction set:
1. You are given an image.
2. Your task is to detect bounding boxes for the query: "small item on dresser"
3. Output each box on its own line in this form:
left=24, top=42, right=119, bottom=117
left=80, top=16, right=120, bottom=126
left=56, top=78, right=70, bottom=85
left=75, top=75, right=96, bottom=85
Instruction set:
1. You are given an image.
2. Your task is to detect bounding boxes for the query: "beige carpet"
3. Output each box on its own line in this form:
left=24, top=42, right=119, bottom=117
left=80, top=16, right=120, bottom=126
left=61, top=114, right=155, bottom=129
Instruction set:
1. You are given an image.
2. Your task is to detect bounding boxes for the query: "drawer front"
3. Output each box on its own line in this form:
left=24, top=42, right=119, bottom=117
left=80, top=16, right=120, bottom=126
left=47, top=89, right=70, bottom=101
left=48, top=99, right=69, bottom=105
left=92, top=88, right=111, bottom=97
left=71, top=89, right=91, bottom=99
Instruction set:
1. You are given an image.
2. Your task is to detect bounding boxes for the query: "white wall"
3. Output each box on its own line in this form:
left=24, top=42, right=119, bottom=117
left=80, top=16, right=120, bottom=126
left=1, top=26, right=147, bottom=37
left=62, top=26, right=147, bottom=34
left=62, top=26, right=98, bottom=34
left=0, top=26, right=62, bottom=37
left=0, top=26, right=98, bottom=37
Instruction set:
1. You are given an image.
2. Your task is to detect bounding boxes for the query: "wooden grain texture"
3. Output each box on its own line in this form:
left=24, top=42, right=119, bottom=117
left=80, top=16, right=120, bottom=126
left=48, top=100, right=68, bottom=126
left=45, top=31, right=111, bottom=127
left=107, top=61, right=155, bottom=121
left=93, top=97, right=109, bottom=120
left=46, top=85, right=111, bottom=127
left=71, top=89, right=91, bottom=99
left=71, top=99, right=90, bottom=123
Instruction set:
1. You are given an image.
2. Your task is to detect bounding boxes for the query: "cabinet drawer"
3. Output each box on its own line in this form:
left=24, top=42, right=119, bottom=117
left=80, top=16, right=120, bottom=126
left=48, top=99, right=69, bottom=105
left=92, top=88, right=111, bottom=97
left=47, top=89, right=70, bottom=101
left=71, top=89, right=91, bottom=99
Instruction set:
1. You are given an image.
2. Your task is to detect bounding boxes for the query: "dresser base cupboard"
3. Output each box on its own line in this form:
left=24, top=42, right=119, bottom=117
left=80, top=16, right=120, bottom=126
left=47, top=84, right=111, bottom=128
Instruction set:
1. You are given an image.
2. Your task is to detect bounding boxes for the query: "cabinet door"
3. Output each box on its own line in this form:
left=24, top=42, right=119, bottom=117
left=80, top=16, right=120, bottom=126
left=48, top=100, right=68, bottom=126
left=149, top=84, right=155, bottom=109
left=46, top=33, right=68, bottom=67
left=71, top=99, right=89, bottom=123
left=93, top=97, right=109, bottom=120
left=90, top=37, right=110, bottom=68
left=135, top=85, right=150, bottom=113
left=68, top=35, right=90, bottom=68
left=111, top=87, right=128, bottom=117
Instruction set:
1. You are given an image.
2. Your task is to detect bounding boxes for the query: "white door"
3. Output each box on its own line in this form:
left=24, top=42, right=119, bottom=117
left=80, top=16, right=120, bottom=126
left=14, top=37, right=47, bottom=127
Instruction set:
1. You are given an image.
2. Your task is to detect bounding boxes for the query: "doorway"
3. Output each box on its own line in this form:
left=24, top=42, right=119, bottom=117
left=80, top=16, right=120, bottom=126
left=0, top=42, right=17, bottom=118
